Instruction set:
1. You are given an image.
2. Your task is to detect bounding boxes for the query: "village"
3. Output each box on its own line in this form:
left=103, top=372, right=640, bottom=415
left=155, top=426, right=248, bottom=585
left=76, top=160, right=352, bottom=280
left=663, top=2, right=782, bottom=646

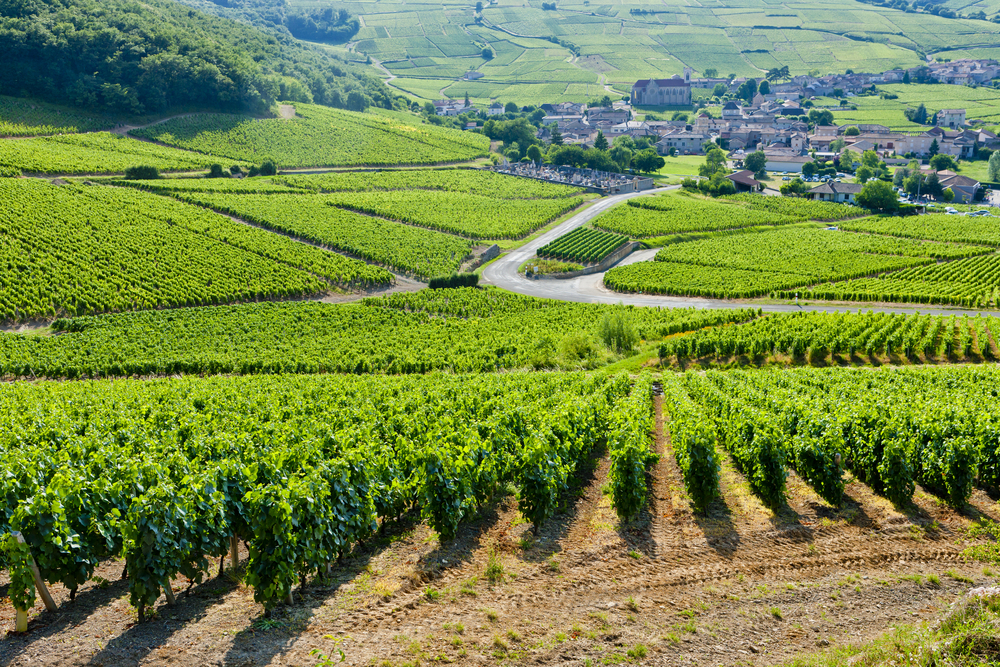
left=434, top=59, right=1000, bottom=205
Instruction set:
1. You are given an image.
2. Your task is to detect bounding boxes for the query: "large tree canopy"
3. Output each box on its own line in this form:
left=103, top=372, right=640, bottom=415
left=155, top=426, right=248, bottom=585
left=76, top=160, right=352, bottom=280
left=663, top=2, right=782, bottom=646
left=0, top=0, right=395, bottom=115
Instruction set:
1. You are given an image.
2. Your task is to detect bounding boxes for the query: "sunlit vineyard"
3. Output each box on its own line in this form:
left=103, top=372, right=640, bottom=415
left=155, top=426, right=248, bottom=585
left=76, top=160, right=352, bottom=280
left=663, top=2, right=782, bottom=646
left=0, top=180, right=354, bottom=322
left=129, top=104, right=490, bottom=168
left=278, top=170, right=586, bottom=198
left=593, top=192, right=861, bottom=239
left=841, top=214, right=1000, bottom=247
left=0, top=289, right=756, bottom=379
left=605, top=225, right=987, bottom=298
left=676, top=366, right=1000, bottom=509
left=659, top=310, right=999, bottom=365
left=0, top=133, right=225, bottom=175
left=176, top=192, right=474, bottom=277
left=0, top=371, right=633, bottom=617
left=538, top=227, right=628, bottom=263
left=784, top=254, right=1000, bottom=308
left=323, top=189, right=585, bottom=239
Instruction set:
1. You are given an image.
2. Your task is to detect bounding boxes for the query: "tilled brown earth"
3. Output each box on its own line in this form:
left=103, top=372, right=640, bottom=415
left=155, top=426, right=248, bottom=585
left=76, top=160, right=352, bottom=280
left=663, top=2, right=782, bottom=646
left=2, top=398, right=998, bottom=666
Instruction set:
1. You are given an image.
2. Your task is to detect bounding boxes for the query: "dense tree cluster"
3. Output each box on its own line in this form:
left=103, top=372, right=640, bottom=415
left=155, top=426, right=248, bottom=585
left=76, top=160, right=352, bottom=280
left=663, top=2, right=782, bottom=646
left=0, top=0, right=391, bottom=115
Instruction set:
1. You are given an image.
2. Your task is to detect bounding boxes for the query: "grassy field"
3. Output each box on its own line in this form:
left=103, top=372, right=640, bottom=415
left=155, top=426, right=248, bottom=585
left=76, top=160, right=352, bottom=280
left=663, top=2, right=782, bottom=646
left=313, top=0, right=1000, bottom=105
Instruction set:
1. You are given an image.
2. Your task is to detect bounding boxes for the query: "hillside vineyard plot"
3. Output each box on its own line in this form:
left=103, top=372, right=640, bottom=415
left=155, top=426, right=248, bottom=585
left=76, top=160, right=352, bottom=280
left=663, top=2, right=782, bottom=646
left=671, top=366, right=1000, bottom=510
left=0, top=180, right=380, bottom=322
left=592, top=192, right=858, bottom=238
left=538, top=227, right=628, bottom=263
left=166, top=170, right=589, bottom=273
left=0, top=371, right=639, bottom=618
left=0, top=133, right=226, bottom=175
left=784, top=254, right=1000, bottom=308
left=129, top=104, right=490, bottom=168
left=0, top=289, right=756, bottom=379
left=0, top=95, right=124, bottom=137
left=177, top=192, right=474, bottom=277
left=659, top=310, right=999, bottom=365
left=603, top=225, right=990, bottom=298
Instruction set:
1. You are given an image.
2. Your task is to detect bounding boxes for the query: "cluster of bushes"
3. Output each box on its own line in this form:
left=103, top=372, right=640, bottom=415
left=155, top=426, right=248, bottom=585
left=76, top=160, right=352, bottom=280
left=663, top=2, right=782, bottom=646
left=206, top=161, right=278, bottom=179
left=428, top=273, right=480, bottom=289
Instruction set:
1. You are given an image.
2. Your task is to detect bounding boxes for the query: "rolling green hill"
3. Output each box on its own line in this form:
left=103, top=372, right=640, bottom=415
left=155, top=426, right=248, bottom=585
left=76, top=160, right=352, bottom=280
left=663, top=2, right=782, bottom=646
left=316, top=0, right=1000, bottom=105
left=0, top=0, right=401, bottom=116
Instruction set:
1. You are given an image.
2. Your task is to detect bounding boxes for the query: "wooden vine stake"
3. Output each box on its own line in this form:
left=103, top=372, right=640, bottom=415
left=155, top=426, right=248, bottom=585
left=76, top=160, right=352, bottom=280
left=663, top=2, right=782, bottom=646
left=14, top=532, right=57, bottom=613
left=230, top=535, right=239, bottom=571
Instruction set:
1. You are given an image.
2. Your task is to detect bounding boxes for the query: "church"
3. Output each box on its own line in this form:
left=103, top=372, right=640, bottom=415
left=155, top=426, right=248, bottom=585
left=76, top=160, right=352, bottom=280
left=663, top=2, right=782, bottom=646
left=630, top=69, right=693, bottom=106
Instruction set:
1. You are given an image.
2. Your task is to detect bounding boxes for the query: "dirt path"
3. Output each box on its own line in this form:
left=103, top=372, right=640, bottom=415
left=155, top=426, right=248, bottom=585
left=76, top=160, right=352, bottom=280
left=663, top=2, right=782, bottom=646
left=3, top=417, right=998, bottom=666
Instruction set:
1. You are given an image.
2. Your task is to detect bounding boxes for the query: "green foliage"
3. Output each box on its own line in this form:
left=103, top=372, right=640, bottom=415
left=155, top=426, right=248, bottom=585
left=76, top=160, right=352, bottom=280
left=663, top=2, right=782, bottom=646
left=856, top=180, right=898, bottom=212
left=2, top=533, right=37, bottom=612
left=608, top=373, right=657, bottom=520
left=0, top=0, right=396, bottom=115
left=428, top=273, right=479, bottom=289
left=597, top=309, right=639, bottom=353
left=125, top=165, right=161, bottom=180
left=661, top=374, right=720, bottom=513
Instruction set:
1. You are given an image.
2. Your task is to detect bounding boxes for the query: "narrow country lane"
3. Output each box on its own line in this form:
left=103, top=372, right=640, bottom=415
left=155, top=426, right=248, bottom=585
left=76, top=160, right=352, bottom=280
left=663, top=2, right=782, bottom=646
left=482, top=186, right=1000, bottom=318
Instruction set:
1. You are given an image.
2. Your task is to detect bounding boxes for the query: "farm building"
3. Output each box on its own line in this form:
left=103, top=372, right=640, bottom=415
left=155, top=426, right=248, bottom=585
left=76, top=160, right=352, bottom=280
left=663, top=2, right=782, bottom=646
left=725, top=170, right=763, bottom=192
left=806, top=182, right=863, bottom=204
left=936, top=109, right=966, bottom=129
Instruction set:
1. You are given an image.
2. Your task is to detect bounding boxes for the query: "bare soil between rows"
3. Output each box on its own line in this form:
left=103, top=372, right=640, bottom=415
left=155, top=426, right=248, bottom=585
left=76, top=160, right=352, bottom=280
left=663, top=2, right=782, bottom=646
left=2, top=397, right=998, bottom=667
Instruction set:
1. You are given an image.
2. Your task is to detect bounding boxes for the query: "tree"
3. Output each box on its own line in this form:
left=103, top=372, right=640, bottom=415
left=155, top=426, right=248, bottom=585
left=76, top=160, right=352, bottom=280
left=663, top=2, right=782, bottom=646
left=929, top=153, right=958, bottom=171
left=482, top=47, right=493, bottom=59
left=942, top=188, right=955, bottom=202
left=923, top=172, right=943, bottom=198
left=839, top=149, right=859, bottom=173
left=504, top=101, right=518, bottom=113
left=780, top=178, right=807, bottom=196
left=856, top=165, right=873, bottom=184
left=259, top=160, right=277, bottom=176
left=464, top=91, right=470, bottom=107
left=712, top=83, right=728, bottom=98
left=613, top=135, right=636, bottom=150
left=476, top=1, right=483, bottom=10
left=861, top=150, right=881, bottom=170
left=549, top=124, right=563, bottom=146
left=699, top=148, right=728, bottom=177
left=905, top=103, right=928, bottom=124
left=549, top=144, right=585, bottom=167
left=829, top=138, right=846, bottom=153
left=893, top=167, right=908, bottom=187
left=594, top=130, right=609, bottom=151
left=802, top=162, right=818, bottom=178
left=902, top=71, right=911, bottom=84
left=737, top=78, right=758, bottom=103
left=928, top=138, right=939, bottom=157
left=744, top=150, right=767, bottom=179
left=633, top=149, right=665, bottom=173
left=704, top=68, right=718, bottom=78
left=989, top=150, right=1000, bottom=182
left=527, top=144, right=543, bottom=163
left=609, top=145, right=632, bottom=170
left=424, top=101, right=436, bottom=116
left=844, top=126, right=861, bottom=136
left=856, top=180, right=899, bottom=212
left=807, top=109, right=834, bottom=127
left=758, top=80, right=770, bottom=95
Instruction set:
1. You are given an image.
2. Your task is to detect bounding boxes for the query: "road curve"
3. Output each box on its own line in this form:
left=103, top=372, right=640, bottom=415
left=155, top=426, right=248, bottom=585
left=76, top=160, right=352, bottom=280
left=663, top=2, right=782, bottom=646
left=481, top=188, right=1000, bottom=318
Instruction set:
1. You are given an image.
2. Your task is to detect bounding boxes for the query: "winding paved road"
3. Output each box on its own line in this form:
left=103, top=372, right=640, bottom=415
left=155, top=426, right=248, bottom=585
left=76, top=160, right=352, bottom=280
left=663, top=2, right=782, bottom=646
left=482, top=187, right=1000, bottom=318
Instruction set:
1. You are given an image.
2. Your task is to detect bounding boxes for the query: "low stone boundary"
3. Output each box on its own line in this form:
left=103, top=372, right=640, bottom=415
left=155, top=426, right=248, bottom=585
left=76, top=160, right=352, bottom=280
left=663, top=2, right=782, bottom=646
left=532, top=241, right=641, bottom=280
